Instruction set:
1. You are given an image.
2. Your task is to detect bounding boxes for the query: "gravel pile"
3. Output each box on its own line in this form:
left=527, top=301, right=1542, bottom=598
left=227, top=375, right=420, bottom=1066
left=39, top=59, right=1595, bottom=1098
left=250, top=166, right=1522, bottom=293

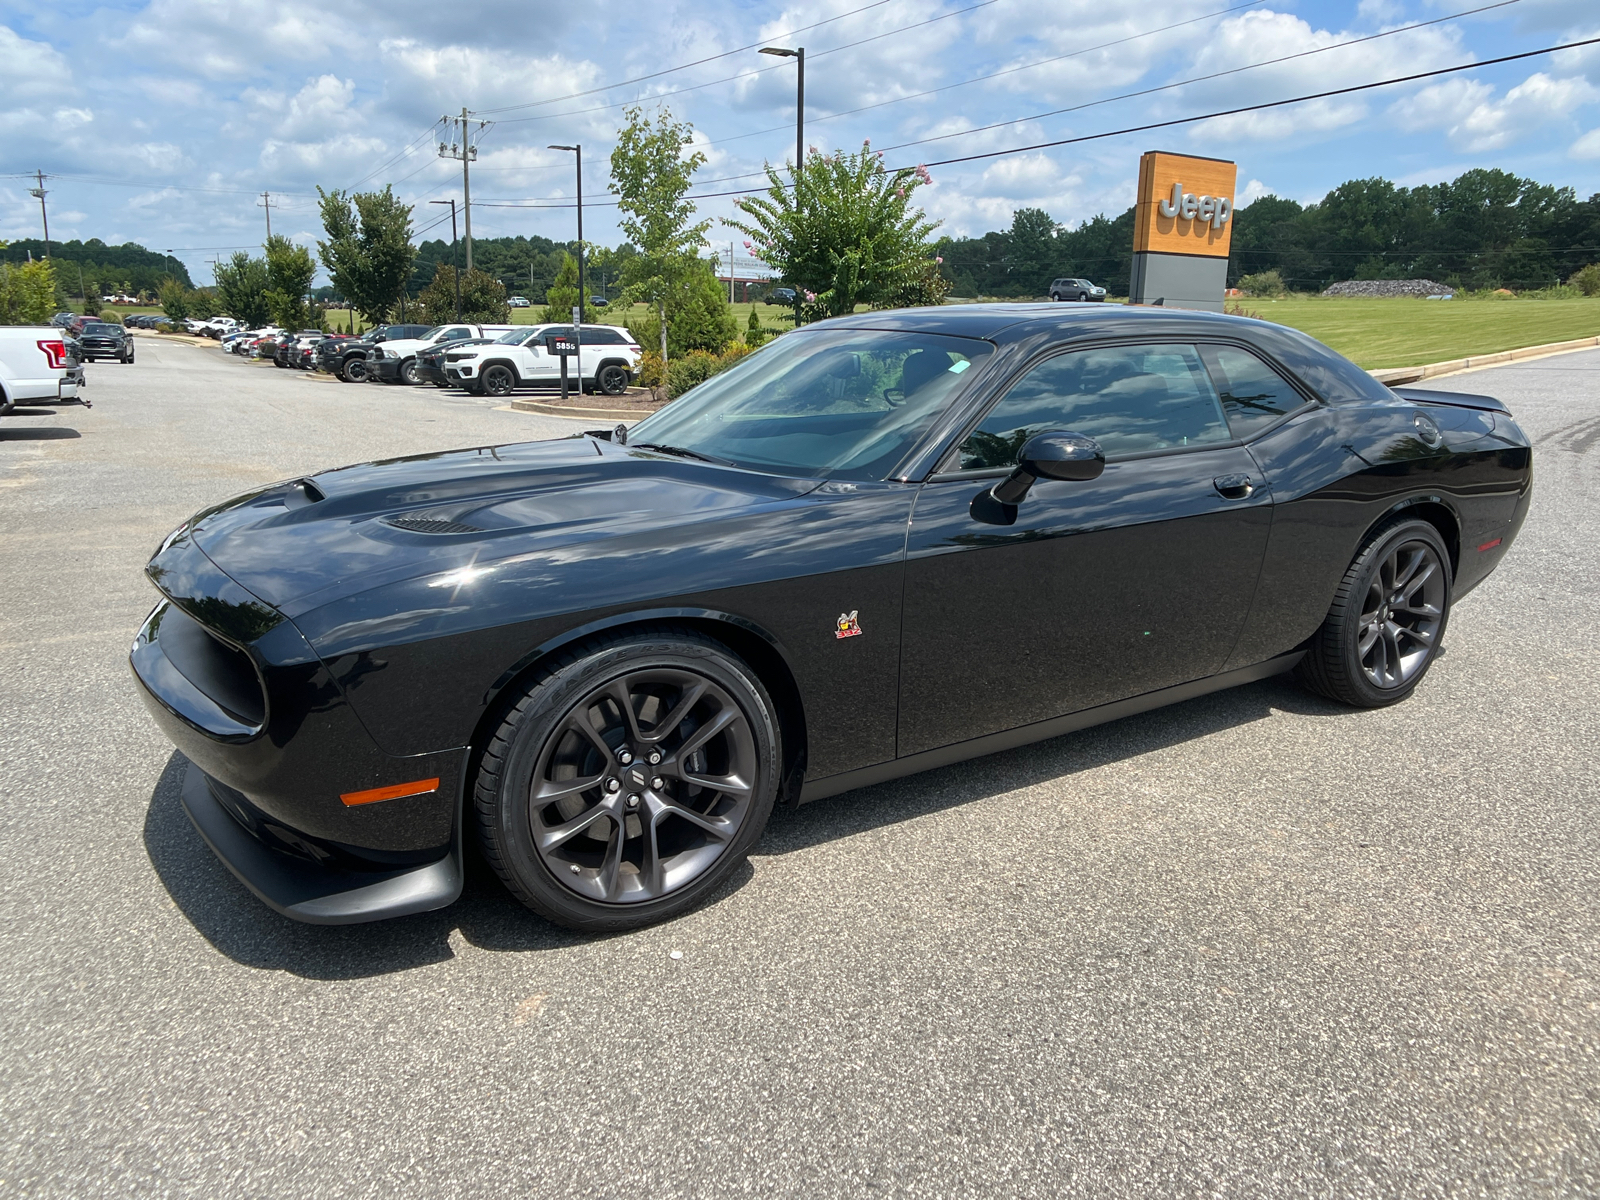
left=1322, top=279, right=1454, bottom=298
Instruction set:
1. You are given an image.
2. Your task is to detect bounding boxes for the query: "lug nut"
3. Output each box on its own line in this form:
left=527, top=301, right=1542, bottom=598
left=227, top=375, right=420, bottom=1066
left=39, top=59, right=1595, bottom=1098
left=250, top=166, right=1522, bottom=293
left=648, top=750, right=662, bottom=765
left=626, top=793, right=640, bottom=808
left=570, top=864, right=581, bottom=875
left=650, top=777, right=664, bottom=791
left=619, top=750, right=634, bottom=765
left=605, top=778, right=621, bottom=793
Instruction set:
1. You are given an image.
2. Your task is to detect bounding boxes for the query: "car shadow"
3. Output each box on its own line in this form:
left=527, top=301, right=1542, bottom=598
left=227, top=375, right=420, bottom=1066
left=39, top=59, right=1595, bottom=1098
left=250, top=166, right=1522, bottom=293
left=758, top=674, right=1347, bottom=855
left=0, top=425, right=81, bottom=440
left=144, top=675, right=1349, bottom=980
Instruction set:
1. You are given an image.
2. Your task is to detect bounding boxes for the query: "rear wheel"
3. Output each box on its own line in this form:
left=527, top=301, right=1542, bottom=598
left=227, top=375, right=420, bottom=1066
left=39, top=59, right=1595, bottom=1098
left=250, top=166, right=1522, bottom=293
left=482, top=364, right=516, bottom=397
left=597, top=363, right=629, bottom=396
left=400, top=358, right=422, bottom=386
left=1297, top=518, right=1452, bottom=708
left=475, top=630, right=780, bottom=931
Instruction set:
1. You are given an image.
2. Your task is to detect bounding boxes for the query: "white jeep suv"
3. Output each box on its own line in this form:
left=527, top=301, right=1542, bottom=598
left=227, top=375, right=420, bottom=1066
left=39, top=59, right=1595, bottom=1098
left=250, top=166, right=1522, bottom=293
left=445, top=324, right=641, bottom=397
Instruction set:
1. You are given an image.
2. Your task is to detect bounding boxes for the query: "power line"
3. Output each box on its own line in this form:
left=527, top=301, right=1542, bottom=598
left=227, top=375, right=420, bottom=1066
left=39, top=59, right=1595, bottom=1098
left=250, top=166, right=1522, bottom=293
left=472, top=0, right=906, bottom=115
left=875, top=0, right=1523, bottom=156
left=913, top=33, right=1600, bottom=170
left=469, top=34, right=1600, bottom=212
left=701, top=0, right=1270, bottom=149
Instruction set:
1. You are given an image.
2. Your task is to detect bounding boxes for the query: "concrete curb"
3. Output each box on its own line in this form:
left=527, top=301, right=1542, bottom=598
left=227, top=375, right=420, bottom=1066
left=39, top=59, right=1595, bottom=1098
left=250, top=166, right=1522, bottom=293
left=506, top=398, right=652, bottom=420
left=1370, top=334, right=1600, bottom=385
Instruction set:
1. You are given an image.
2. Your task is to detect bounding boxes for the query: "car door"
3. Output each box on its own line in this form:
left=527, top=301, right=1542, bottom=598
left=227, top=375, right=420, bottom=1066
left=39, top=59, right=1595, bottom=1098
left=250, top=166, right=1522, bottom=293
left=897, top=341, right=1274, bottom=757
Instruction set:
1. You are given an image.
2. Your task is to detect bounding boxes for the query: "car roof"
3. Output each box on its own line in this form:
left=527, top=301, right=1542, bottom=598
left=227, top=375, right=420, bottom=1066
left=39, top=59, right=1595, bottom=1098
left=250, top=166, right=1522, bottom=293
left=803, top=302, right=1270, bottom=342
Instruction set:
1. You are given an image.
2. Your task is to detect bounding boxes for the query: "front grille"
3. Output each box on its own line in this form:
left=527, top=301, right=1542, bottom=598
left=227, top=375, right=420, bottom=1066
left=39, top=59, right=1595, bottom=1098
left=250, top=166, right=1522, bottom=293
left=383, top=515, right=483, bottom=534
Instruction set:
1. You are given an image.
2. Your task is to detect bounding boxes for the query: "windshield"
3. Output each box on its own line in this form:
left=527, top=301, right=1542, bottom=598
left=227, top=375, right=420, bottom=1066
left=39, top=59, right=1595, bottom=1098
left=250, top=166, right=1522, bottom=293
left=623, top=329, right=993, bottom=481
left=495, top=328, right=538, bottom=344
left=84, top=324, right=119, bottom=334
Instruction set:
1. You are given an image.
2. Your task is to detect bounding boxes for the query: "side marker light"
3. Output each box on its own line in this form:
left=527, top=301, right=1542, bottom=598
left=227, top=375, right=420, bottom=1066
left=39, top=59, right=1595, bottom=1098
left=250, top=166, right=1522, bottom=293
left=340, top=777, right=441, bottom=807
left=1477, top=538, right=1503, bottom=552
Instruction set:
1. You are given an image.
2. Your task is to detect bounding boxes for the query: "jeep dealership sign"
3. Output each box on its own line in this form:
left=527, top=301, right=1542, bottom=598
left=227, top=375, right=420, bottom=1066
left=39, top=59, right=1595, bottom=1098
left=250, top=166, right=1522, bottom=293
left=1130, top=151, right=1238, bottom=311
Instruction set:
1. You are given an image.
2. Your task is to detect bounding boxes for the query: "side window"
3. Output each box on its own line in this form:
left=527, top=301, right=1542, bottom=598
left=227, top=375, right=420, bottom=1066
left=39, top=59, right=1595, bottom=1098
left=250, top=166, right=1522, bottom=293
left=956, top=343, right=1230, bottom=470
left=441, top=327, right=471, bottom=341
left=1199, top=345, right=1306, bottom=438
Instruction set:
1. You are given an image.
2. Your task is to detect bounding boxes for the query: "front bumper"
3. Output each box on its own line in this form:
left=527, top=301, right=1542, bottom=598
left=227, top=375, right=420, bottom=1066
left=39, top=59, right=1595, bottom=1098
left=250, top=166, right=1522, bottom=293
left=417, top=363, right=450, bottom=386
left=180, top=761, right=461, bottom=924
left=367, top=356, right=403, bottom=383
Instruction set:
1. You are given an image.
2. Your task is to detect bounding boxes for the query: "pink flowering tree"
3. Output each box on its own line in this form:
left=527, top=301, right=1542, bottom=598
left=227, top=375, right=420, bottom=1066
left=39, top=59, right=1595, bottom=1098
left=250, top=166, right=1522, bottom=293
left=725, top=141, right=947, bottom=323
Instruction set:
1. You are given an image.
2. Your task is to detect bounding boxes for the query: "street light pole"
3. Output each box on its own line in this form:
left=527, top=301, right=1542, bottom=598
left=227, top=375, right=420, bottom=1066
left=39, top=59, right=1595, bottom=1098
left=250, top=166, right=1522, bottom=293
left=758, top=46, right=804, bottom=174
left=428, top=199, right=462, bottom=320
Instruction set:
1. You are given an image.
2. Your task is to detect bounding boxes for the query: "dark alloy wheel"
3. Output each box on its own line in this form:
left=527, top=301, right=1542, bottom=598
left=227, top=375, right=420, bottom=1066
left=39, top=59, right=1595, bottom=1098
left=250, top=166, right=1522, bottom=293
left=1298, top=517, right=1452, bottom=707
left=400, top=358, right=422, bottom=386
left=597, top=363, right=629, bottom=396
left=475, top=630, right=779, bottom=930
left=342, top=357, right=368, bottom=383
left=482, top=364, right=517, bottom=397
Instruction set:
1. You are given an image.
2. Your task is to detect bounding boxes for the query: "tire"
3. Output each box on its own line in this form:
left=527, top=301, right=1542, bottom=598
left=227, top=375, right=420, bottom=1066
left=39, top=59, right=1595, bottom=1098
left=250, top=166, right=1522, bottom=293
left=1297, top=517, right=1453, bottom=708
left=597, top=364, right=629, bottom=396
left=432, top=379, right=449, bottom=389
left=341, top=357, right=368, bottom=383
left=475, top=628, right=781, bottom=931
left=1078, top=292, right=1088, bottom=302
left=482, top=364, right=516, bottom=398
left=400, top=358, right=421, bottom=386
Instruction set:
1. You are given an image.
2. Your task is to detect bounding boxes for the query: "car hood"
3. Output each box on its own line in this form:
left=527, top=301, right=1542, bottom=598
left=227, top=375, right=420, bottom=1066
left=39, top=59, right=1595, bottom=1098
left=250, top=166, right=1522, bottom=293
left=183, top=436, right=819, bottom=616
left=375, top=337, right=443, bottom=356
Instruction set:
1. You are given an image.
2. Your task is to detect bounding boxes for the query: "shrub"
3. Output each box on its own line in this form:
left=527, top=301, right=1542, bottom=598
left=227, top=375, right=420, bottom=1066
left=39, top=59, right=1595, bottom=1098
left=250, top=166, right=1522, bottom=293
left=745, top=308, right=767, bottom=346
left=666, top=350, right=722, bottom=399
left=1238, top=269, right=1286, bottom=297
left=635, top=350, right=665, bottom=390
left=1570, top=264, right=1600, bottom=297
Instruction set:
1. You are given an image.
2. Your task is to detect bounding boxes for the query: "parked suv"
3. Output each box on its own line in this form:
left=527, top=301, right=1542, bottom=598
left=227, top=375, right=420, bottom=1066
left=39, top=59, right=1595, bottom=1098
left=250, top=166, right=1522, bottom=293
left=1049, top=277, right=1106, bottom=302
left=366, top=323, right=517, bottom=386
left=444, top=323, right=641, bottom=397
left=317, top=323, right=431, bottom=382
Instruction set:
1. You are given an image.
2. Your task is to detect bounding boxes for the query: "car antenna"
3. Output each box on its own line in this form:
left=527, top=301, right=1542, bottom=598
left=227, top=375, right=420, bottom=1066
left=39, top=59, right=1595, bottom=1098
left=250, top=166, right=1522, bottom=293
left=613, top=423, right=628, bottom=445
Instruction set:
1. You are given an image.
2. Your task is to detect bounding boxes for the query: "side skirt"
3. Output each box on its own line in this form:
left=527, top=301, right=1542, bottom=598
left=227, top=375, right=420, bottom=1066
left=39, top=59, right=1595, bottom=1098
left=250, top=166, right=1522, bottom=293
left=798, top=652, right=1304, bottom=805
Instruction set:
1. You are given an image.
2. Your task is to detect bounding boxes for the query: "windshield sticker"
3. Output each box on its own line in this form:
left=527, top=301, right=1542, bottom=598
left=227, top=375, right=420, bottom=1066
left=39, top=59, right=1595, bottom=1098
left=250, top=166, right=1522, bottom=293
left=948, top=359, right=971, bottom=374
left=835, top=611, right=862, bottom=639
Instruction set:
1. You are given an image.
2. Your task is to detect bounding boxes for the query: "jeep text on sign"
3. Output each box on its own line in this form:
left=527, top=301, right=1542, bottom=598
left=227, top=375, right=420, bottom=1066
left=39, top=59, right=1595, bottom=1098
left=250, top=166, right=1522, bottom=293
left=1132, top=151, right=1238, bottom=258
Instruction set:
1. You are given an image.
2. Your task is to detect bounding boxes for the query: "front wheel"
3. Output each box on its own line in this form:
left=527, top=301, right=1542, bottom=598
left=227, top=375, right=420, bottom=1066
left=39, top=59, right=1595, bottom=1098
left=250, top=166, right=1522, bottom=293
left=597, top=364, right=629, bottom=396
left=400, top=358, right=421, bottom=386
left=475, top=630, right=780, bottom=931
left=482, top=364, right=516, bottom=397
left=341, top=358, right=368, bottom=383
left=1297, top=518, right=1453, bottom=708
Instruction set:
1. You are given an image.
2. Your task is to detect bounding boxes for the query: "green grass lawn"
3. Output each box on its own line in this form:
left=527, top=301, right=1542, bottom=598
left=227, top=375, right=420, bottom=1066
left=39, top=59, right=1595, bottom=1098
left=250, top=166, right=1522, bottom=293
left=1232, top=295, right=1600, bottom=370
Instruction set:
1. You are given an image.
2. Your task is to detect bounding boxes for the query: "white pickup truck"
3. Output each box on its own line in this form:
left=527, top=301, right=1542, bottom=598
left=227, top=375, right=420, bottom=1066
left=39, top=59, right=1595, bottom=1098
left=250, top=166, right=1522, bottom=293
left=366, top=322, right=518, bottom=385
left=0, top=326, right=86, bottom=415
left=443, top=323, right=641, bottom=397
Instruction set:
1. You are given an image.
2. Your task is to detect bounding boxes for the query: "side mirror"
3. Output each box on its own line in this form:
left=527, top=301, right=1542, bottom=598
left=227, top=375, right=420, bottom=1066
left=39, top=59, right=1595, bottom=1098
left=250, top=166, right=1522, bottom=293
left=990, top=431, right=1105, bottom=505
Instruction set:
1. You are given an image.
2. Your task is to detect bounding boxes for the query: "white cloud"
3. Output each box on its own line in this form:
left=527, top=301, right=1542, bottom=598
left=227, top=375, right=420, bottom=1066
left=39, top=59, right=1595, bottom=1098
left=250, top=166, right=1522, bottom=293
left=1572, top=128, right=1600, bottom=159
left=1236, top=178, right=1272, bottom=206
left=1390, top=71, right=1599, bottom=151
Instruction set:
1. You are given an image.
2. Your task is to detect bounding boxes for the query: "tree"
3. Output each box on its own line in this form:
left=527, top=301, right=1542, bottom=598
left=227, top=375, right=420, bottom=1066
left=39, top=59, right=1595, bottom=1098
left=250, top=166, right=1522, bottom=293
left=609, top=105, right=714, bottom=367
left=726, top=141, right=941, bottom=322
left=539, top=253, right=600, bottom=323
left=1006, top=207, right=1059, bottom=296
left=0, top=259, right=57, bottom=324
left=158, top=278, right=191, bottom=322
left=419, top=264, right=510, bottom=324
left=622, top=258, right=737, bottom=355
left=316, top=185, right=417, bottom=323
left=214, top=251, right=272, bottom=327
left=263, top=235, right=317, bottom=330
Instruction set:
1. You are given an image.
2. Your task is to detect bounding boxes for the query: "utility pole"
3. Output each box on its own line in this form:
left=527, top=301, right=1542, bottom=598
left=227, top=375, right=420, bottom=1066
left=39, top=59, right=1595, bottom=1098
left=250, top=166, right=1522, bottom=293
left=438, top=110, right=481, bottom=271
left=729, top=240, right=736, bottom=304
left=258, top=191, right=273, bottom=239
left=29, top=170, right=51, bottom=257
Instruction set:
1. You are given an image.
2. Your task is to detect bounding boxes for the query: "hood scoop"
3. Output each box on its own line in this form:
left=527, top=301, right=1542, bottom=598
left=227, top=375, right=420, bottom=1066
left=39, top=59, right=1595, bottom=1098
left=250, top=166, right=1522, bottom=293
left=382, top=513, right=484, bottom=535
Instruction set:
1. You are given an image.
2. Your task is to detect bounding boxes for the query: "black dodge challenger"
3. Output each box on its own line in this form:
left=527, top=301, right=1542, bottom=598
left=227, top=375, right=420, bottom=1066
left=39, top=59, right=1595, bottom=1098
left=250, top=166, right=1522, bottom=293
left=132, top=305, right=1532, bottom=930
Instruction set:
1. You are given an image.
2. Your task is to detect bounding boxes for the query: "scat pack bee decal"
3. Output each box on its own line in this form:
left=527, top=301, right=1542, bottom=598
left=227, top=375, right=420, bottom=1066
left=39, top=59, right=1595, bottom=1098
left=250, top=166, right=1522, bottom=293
left=835, top=611, right=862, bottom=639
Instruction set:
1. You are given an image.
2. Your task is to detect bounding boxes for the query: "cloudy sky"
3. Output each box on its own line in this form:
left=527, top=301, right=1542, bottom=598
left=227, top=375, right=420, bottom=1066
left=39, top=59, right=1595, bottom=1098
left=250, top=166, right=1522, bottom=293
left=2, top=0, right=1597, bottom=286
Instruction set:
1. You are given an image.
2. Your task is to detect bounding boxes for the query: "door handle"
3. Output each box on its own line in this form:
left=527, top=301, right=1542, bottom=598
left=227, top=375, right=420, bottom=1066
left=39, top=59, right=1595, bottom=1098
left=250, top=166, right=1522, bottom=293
left=1213, top=473, right=1254, bottom=500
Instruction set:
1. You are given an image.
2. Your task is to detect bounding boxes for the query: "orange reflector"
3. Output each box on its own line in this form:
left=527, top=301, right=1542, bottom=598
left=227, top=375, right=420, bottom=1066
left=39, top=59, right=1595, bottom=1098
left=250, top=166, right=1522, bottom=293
left=1477, top=537, right=1503, bottom=552
left=340, top=777, right=441, bottom=807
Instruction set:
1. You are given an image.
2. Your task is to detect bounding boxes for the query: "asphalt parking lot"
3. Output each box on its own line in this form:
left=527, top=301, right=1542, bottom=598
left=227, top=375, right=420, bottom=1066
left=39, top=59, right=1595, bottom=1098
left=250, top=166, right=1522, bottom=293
left=1, top=338, right=1596, bottom=1197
